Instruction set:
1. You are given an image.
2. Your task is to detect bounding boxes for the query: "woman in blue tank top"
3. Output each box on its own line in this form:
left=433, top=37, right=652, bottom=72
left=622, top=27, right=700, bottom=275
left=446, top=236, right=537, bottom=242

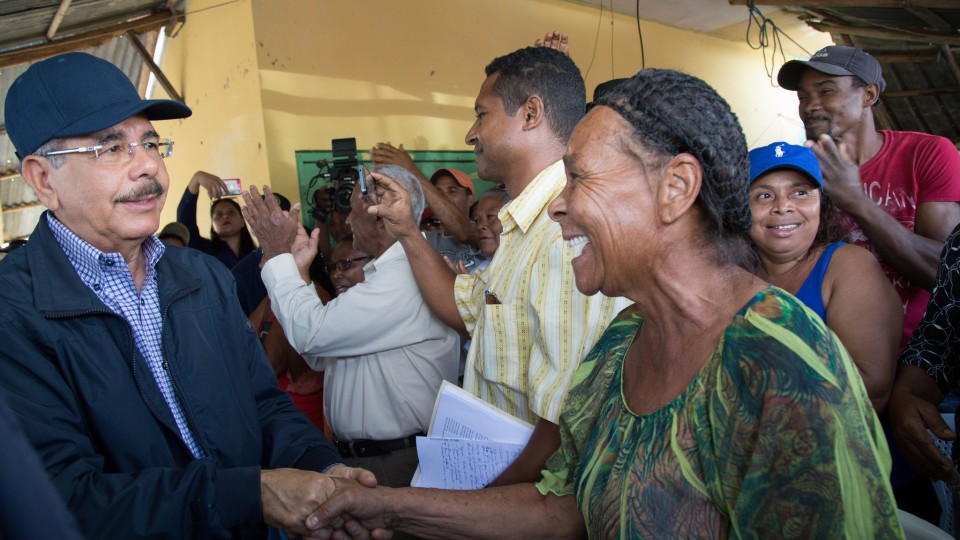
left=748, top=142, right=902, bottom=412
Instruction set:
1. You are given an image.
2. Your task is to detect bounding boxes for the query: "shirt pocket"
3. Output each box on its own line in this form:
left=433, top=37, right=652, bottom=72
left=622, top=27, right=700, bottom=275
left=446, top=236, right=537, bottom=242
left=478, top=302, right=528, bottom=394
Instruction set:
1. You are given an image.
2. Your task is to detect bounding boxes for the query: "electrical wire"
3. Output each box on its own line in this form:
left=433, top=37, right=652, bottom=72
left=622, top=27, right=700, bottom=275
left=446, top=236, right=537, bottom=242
left=745, top=1, right=812, bottom=87
left=609, top=0, right=615, bottom=78
left=584, top=0, right=604, bottom=80
left=636, top=0, right=645, bottom=69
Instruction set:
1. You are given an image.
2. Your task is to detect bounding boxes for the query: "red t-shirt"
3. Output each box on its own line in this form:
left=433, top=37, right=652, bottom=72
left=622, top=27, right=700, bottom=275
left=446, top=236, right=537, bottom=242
left=844, top=130, right=960, bottom=350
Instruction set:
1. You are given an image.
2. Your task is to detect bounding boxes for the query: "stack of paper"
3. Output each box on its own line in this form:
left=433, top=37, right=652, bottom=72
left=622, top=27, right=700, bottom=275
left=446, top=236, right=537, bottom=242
left=412, top=381, right=534, bottom=490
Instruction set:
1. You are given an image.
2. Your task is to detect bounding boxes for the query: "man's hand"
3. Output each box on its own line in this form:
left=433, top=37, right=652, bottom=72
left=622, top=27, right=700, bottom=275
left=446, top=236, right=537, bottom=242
left=261, top=468, right=340, bottom=536
left=323, top=463, right=378, bottom=489
left=806, top=135, right=867, bottom=212
left=535, top=31, right=570, bottom=55
left=306, top=478, right=395, bottom=539
left=366, top=172, right=421, bottom=241
left=888, top=386, right=959, bottom=484
left=370, top=143, right=418, bottom=175
left=188, top=170, right=229, bottom=198
left=291, top=224, right=322, bottom=283
left=241, top=185, right=302, bottom=264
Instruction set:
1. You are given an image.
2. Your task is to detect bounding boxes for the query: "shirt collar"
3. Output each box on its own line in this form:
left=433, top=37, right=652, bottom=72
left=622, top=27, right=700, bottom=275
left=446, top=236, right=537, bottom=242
left=499, top=160, right=565, bottom=235
left=47, top=213, right=166, bottom=288
left=364, top=240, right=404, bottom=277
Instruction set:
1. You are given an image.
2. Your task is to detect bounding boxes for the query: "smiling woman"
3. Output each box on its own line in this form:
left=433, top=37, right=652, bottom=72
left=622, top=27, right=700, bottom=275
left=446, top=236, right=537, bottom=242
left=176, top=170, right=256, bottom=269
left=748, top=141, right=902, bottom=411
left=307, top=69, right=905, bottom=540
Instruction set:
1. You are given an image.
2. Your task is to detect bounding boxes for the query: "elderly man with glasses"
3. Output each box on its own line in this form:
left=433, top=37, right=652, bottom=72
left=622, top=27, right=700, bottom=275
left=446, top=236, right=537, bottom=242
left=0, top=52, right=377, bottom=539
left=243, top=163, right=460, bottom=490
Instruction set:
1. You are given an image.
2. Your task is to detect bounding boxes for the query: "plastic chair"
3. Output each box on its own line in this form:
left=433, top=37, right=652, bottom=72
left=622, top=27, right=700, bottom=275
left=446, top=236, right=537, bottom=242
left=899, top=509, right=953, bottom=540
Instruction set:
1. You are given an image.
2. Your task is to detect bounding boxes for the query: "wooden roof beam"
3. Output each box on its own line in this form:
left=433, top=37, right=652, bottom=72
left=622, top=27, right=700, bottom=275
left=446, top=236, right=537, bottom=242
left=0, top=10, right=183, bottom=69
left=45, top=0, right=73, bottom=41
left=882, top=85, right=960, bottom=98
left=906, top=8, right=954, bottom=32
left=125, top=30, right=182, bottom=103
left=806, top=20, right=960, bottom=45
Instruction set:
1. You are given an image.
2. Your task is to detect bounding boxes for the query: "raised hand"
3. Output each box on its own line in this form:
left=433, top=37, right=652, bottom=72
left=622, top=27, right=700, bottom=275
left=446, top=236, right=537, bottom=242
left=241, top=185, right=302, bottom=264
left=370, top=143, right=419, bottom=174
left=806, top=135, right=866, bottom=212
left=189, top=170, right=229, bottom=198
left=366, top=171, right=421, bottom=241
left=291, top=223, right=321, bottom=283
left=534, top=31, right=570, bottom=56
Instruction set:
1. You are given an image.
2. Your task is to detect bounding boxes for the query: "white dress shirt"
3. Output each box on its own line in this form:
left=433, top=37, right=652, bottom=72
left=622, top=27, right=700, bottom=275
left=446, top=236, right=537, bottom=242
left=262, top=242, right=459, bottom=441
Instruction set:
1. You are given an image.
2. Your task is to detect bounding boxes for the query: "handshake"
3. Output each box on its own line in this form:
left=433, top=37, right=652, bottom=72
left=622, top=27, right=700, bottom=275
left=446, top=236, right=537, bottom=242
left=261, top=465, right=396, bottom=539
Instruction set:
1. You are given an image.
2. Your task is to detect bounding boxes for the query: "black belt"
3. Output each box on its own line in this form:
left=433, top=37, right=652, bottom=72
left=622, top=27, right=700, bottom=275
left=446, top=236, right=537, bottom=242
left=335, top=433, right=422, bottom=458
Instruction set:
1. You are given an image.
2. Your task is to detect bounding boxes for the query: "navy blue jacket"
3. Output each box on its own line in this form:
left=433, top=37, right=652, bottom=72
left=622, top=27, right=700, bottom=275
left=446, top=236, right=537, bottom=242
left=0, top=214, right=341, bottom=539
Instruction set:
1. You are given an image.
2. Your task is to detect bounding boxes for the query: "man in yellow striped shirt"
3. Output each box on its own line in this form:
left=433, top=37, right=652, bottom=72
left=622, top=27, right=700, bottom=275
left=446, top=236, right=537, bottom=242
left=368, top=45, right=630, bottom=484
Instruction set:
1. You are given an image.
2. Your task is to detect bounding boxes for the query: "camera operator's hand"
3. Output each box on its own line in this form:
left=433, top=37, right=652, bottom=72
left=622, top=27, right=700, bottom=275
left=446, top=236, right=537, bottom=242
left=370, top=143, right=420, bottom=176
left=188, top=170, right=229, bottom=198
left=366, top=172, right=421, bottom=241
left=241, top=185, right=302, bottom=265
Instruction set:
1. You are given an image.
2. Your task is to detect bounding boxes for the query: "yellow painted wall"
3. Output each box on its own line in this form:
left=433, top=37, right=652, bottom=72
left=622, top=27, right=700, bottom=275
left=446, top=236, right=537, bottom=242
left=153, top=0, right=831, bottom=217
left=154, top=0, right=270, bottom=233
left=250, top=0, right=832, bottom=201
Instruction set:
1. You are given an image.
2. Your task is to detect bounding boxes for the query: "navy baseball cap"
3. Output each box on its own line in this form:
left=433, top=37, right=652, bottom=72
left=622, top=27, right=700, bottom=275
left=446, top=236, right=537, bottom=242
left=778, top=46, right=886, bottom=92
left=749, top=142, right=823, bottom=187
left=5, top=52, right=192, bottom=160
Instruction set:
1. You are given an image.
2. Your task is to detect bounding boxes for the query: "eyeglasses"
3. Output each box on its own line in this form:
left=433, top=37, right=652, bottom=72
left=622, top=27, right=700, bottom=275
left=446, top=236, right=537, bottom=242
left=325, top=255, right=373, bottom=273
left=42, top=139, right=174, bottom=165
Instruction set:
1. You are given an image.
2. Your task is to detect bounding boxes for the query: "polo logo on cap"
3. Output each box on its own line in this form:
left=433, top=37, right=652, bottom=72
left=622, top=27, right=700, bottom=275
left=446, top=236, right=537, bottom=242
left=775, top=144, right=785, bottom=158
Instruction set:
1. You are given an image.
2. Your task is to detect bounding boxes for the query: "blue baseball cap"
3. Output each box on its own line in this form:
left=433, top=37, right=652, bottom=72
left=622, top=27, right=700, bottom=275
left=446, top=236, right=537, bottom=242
left=748, top=142, right=823, bottom=187
left=5, top=52, right=192, bottom=160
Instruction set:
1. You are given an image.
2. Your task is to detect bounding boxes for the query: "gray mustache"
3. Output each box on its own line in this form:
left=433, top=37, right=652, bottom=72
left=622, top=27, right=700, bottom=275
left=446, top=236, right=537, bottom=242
left=115, top=178, right=164, bottom=203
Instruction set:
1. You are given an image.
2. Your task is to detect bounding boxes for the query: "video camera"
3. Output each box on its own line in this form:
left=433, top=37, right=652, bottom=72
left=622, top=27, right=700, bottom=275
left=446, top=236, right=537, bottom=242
left=309, top=138, right=361, bottom=218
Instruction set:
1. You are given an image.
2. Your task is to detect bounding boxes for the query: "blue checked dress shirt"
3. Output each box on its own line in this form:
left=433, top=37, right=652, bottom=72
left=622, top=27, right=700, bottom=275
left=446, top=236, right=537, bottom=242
left=47, top=214, right=204, bottom=458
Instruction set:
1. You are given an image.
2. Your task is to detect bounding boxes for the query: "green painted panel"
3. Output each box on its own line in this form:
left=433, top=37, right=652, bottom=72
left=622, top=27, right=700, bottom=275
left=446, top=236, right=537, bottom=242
left=295, top=149, right=488, bottom=229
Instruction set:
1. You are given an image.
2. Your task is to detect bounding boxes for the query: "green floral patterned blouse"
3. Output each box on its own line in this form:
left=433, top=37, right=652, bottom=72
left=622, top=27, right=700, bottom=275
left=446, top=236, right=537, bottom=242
left=536, top=287, right=903, bottom=539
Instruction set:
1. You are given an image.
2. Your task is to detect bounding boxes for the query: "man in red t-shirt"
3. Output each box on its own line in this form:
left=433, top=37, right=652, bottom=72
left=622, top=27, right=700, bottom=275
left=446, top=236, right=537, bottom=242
left=779, top=46, right=960, bottom=351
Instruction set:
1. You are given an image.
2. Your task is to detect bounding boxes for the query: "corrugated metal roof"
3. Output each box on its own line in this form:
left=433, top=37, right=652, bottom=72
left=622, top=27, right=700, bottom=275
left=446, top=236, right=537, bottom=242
left=0, top=0, right=176, bottom=242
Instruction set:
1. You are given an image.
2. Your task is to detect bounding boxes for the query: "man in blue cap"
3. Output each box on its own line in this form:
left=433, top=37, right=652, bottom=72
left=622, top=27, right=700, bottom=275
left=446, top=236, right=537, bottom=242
left=0, top=52, right=374, bottom=539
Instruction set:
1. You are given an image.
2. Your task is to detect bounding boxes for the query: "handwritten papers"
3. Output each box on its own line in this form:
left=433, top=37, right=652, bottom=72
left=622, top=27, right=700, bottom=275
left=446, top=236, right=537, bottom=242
left=412, top=381, right=534, bottom=489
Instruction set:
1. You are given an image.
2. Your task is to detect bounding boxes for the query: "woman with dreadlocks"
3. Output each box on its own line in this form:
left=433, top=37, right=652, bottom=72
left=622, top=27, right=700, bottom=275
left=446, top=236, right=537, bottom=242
left=304, top=69, right=903, bottom=539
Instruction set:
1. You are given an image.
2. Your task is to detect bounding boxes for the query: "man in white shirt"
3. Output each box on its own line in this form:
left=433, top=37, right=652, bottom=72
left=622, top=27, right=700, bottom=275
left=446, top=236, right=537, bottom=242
left=243, top=164, right=460, bottom=487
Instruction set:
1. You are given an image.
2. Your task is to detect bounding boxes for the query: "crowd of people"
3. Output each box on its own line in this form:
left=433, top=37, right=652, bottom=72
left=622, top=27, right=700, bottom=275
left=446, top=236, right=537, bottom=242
left=1, top=29, right=959, bottom=540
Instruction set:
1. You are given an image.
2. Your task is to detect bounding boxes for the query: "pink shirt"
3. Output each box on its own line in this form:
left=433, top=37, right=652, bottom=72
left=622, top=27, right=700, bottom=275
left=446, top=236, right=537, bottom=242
left=844, top=130, right=960, bottom=350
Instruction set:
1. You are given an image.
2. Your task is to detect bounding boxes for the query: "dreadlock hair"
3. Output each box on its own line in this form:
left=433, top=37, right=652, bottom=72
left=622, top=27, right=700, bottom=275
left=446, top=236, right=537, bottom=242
left=209, top=198, right=256, bottom=259
left=596, top=68, right=757, bottom=271
left=485, top=47, right=585, bottom=144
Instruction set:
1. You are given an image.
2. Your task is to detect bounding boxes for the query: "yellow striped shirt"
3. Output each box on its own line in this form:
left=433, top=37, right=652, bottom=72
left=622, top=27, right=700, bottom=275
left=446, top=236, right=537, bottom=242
left=455, top=160, right=632, bottom=423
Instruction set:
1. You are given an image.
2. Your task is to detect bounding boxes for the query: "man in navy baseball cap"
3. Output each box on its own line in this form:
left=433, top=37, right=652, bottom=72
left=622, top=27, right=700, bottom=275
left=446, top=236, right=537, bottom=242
left=0, top=52, right=374, bottom=538
left=5, top=52, right=192, bottom=160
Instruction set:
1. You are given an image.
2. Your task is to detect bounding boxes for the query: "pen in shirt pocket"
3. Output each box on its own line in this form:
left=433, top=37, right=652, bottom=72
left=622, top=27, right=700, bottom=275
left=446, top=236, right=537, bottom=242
left=484, top=290, right=501, bottom=305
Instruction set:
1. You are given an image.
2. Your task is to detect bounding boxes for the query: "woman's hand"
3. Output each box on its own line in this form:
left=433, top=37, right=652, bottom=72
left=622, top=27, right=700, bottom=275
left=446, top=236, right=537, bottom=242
left=189, top=171, right=229, bottom=198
